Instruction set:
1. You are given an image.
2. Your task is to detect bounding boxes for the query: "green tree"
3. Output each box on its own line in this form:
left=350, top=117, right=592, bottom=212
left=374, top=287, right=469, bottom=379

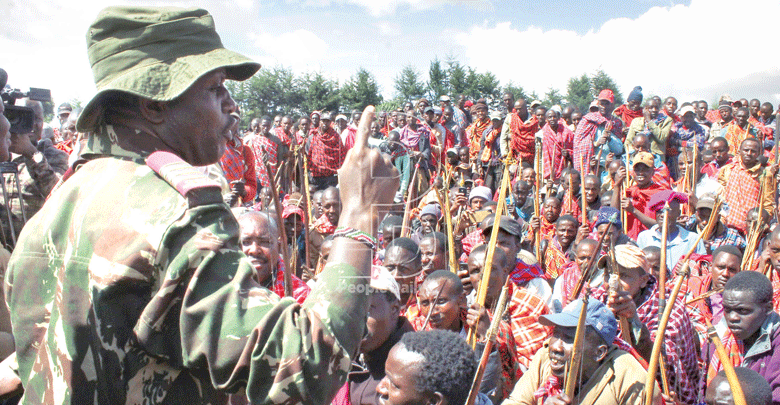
left=427, top=58, right=448, bottom=101
left=298, top=72, right=341, bottom=115
left=446, top=58, right=468, bottom=97
left=590, top=69, right=623, bottom=106
left=227, top=66, right=302, bottom=125
left=341, top=68, right=383, bottom=111
left=394, top=65, right=426, bottom=103
left=566, top=74, right=592, bottom=113
left=464, top=67, right=480, bottom=99
left=502, top=82, right=527, bottom=102
left=475, top=71, right=501, bottom=102
left=543, top=87, right=564, bottom=108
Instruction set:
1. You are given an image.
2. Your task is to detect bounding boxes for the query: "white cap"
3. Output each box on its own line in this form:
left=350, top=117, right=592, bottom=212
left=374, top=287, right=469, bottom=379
left=371, top=265, right=400, bottom=301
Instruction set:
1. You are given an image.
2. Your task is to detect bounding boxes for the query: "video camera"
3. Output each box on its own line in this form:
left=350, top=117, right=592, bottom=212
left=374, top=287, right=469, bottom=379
left=0, top=68, right=52, bottom=134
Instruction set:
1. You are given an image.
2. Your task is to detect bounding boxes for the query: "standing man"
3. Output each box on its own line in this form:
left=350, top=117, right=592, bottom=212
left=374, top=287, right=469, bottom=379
left=308, top=112, right=346, bottom=191
left=541, top=109, right=574, bottom=181
left=501, top=99, right=538, bottom=163
left=4, top=7, right=399, bottom=403
left=626, top=98, right=673, bottom=161
left=573, top=90, right=623, bottom=174
left=720, top=107, right=760, bottom=154
left=718, top=138, right=776, bottom=234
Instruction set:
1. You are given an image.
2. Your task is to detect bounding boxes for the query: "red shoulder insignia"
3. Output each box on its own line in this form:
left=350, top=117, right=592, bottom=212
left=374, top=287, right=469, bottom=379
left=146, top=151, right=222, bottom=207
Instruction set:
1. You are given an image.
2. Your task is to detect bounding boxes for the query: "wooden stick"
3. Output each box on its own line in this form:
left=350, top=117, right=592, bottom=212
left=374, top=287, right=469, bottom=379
left=465, top=279, right=511, bottom=405
left=705, top=319, right=748, bottom=405
left=441, top=169, right=458, bottom=273
left=607, top=247, right=632, bottom=341
left=643, top=263, right=690, bottom=405
left=264, top=160, right=293, bottom=298
left=659, top=202, right=670, bottom=307
left=300, top=149, right=314, bottom=271
left=401, top=163, right=421, bottom=238
left=686, top=288, right=723, bottom=305
left=564, top=294, right=590, bottom=399
left=468, top=161, right=511, bottom=347
left=534, top=153, right=542, bottom=261
left=568, top=213, right=617, bottom=302
left=580, top=161, right=588, bottom=225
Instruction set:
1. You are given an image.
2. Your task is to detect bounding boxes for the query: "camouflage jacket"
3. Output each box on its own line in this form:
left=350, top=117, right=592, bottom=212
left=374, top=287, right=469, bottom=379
left=5, top=123, right=367, bottom=404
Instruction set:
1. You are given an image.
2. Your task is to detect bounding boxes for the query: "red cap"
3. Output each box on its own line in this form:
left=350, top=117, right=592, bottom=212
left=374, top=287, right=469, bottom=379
left=597, top=89, right=614, bottom=104
left=464, top=100, right=474, bottom=108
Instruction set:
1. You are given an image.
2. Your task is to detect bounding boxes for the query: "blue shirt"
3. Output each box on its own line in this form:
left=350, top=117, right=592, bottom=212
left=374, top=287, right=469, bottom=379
left=636, top=225, right=706, bottom=271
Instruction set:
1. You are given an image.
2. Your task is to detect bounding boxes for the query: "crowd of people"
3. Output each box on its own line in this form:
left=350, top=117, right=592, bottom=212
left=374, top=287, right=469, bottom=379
left=0, top=5, right=778, bottom=405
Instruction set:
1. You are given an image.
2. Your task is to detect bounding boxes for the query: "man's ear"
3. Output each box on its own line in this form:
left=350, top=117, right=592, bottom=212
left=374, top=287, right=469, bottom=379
left=429, top=391, right=446, bottom=405
left=138, top=98, right=167, bottom=125
left=595, top=343, right=609, bottom=362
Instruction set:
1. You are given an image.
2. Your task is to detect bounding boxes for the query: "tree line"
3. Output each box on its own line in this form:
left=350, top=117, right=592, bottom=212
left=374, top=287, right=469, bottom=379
left=226, top=55, right=625, bottom=127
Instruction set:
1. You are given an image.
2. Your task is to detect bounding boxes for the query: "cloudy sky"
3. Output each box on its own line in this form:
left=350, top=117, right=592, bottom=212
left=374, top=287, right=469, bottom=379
left=3, top=0, right=780, bottom=109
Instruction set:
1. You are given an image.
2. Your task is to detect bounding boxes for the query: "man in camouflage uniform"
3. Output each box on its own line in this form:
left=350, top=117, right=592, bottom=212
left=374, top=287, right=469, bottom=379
left=1, top=98, right=68, bottom=246
left=4, top=6, right=397, bottom=404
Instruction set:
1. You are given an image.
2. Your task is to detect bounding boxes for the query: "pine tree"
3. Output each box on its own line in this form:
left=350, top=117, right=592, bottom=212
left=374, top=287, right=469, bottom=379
left=394, top=65, right=426, bottom=103
left=566, top=74, right=592, bottom=113
left=590, top=69, right=624, bottom=106
left=427, top=58, right=448, bottom=101
left=342, top=68, right=383, bottom=111
left=543, top=87, right=564, bottom=108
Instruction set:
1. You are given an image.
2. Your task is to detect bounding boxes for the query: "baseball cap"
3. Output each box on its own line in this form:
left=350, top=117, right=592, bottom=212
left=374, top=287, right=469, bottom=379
left=589, top=100, right=600, bottom=112
left=489, top=111, right=503, bottom=121
left=424, top=106, right=434, bottom=114
left=335, top=114, right=347, bottom=122
left=678, top=105, right=695, bottom=117
left=439, top=95, right=451, bottom=103
left=530, top=100, right=542, bottom=109
left=482, top=215, right=522, bottom=237
left=696, top=193, right=717, bottom=210
left=321, top=112, right=333, bottom=121
left=648, top=190, right=689, bottom=212
left=370, top=265, right=401, bottom=301
left=597, top=89, right=615, bottom=104
left=632, top=151, right=654, bottom=169
left=77, top=6, right=260, bottom=132
left=540, top=298, right=617, bottom=344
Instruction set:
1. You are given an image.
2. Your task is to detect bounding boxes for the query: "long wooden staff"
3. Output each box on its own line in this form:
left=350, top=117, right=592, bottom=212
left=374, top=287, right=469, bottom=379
left=264, top=160, right=294, bottom=298
left=643, top=260, right=690, bottom=405
left=607, top=241, right=632, bottom=340
left=564, top=293, right=590, bottom=399
left=441, top=168, right=458, bottom=273
left=687, top=288, right=723, bottom=305
left=534, top=151, right=542, bottom=260
left=465, top=278, right=511, bottom=405
left=622, top=157, right=629, bottom=234
left=705, top=319, right=748, bottom=405
left=401, top=163, right=421, bottom=238
left=568, top=213, right=617, bottom=302
left=659, top=202, right=670, bottom=307
left=580, top=162, right=588, bottom=225
left=468, top=161, right=511, bottom=348
left=775, top=111, right=779, bottom=223
left=301, top=149, right=313, bottom=271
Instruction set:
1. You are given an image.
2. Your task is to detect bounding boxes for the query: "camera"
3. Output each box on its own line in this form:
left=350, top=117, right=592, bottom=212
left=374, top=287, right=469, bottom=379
left=0, top=68, right=52, bottom=134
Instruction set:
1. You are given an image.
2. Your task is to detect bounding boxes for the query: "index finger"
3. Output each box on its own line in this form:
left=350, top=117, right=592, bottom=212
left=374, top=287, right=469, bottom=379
left=352, top=105, right=376, bottom=151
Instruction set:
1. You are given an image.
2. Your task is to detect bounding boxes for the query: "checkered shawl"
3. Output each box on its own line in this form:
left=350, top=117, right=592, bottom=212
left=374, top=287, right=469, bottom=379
left=505, top=283, right=552, bottom=371
left=511, top=259, right=546, bottom=284
left=308, top=127, right=346, bottom=177
left=573, top=112, right=622, bottom=174
left=509, top=114, right=539, bottom=163
left=542, top=120, right=574, bottom=179
left=246, top=135, right=275, bottom=189
left=274, top=126, right=293, bottom=147
left=718, top=157, right=768, bottom=234
left=543, top=237, right=570, bottom=279
left=272, top=258, right=311, bottom=304
left=467, top=118, right=491, bottom=160
left=539, top=217, right=556, bottom=242
left=219, top=137, right=246, bottom=183
left=593, top=276, right=701, bottom=404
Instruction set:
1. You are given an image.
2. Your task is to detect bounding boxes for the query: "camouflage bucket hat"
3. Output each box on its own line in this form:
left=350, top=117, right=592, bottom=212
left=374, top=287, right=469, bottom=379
left=77, top=6, right=261, bottom=132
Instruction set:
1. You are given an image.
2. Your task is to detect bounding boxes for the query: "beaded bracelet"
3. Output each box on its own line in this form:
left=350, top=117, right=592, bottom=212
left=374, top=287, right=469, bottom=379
left=333, top=226, right=377, bottom=250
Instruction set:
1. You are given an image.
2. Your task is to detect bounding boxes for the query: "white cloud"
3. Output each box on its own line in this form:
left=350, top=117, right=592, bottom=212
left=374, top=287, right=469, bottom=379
left=299, top=0, right=492, bottom=16
left=251, top=29, right=329, bottom=70
left=454, top=0, right=780, bottom=103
